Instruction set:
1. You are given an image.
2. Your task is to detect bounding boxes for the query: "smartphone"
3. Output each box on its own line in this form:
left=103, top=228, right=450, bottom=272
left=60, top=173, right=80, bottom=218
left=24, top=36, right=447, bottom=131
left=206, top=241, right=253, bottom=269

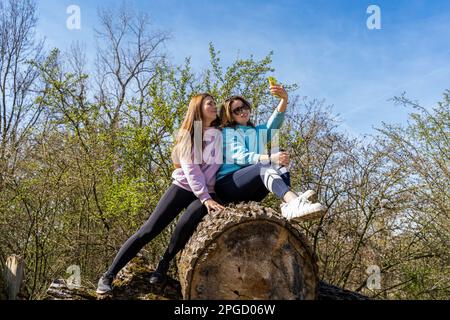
left=268, top=76, right=277, bottom=86
left=268, top=76, right=280, bottom=97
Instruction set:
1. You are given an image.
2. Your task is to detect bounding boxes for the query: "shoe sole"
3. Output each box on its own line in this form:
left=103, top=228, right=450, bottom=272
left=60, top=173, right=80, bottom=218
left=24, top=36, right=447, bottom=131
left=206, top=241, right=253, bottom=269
left=96, top=288, right=112, bottom=295
left=290, top=208, right=326, bottom=222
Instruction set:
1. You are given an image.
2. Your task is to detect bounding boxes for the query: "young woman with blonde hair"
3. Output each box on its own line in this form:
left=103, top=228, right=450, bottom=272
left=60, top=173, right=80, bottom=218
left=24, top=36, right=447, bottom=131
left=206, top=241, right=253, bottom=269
left=96, top=93, right=224, bottom=294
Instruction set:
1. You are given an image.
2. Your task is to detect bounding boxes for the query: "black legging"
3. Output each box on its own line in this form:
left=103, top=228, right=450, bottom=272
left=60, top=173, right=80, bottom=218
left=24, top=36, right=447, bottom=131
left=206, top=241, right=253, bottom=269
left=151, top=163, right=291, bottom=272
left=105, top=184, right=215, bottom=277
left=116, top=163, right=291, bottom=277
left=215, top=162, right=291, bottom=204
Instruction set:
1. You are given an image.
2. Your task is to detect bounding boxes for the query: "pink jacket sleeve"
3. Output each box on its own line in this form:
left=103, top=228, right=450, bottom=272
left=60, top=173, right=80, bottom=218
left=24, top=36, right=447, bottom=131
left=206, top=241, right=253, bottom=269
left=180, top=162, right=211, bottom=203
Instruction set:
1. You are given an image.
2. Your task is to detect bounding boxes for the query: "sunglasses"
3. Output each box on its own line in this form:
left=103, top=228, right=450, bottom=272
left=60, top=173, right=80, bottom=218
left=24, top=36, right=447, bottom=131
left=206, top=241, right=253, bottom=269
left=231, top=105, right=251, bottom=115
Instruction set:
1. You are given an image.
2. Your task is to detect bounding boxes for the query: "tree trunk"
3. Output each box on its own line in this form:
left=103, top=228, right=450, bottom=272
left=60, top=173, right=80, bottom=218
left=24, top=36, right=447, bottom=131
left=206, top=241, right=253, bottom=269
left=177, top=202, right=319, bottom=300
left=44, top=255, right=369, bottom=300
left=4, top=255, right=25, bottom=300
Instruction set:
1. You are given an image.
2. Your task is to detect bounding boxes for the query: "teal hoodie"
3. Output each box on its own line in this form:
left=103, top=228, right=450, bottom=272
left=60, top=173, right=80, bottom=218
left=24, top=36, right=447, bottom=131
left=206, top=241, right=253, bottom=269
left=216, top=109, right=285, bottom=181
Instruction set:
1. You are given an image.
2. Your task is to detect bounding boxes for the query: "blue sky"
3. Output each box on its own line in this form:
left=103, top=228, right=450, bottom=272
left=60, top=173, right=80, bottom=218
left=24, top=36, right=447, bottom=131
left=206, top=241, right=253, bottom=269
left=35, top=0, right=450, bottom=137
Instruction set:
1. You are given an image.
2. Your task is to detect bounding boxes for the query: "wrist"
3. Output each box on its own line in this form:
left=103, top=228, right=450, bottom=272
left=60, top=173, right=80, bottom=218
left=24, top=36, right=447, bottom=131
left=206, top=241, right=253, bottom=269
left=259, top=154, right=271, bottom=165
left=200, top=194, right=211, bottom=204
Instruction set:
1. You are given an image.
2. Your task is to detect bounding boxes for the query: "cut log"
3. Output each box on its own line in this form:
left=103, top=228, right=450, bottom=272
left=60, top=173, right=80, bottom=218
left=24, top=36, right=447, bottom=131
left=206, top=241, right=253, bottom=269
left=4, top=255, right=25, bottom=300
left=45, top=255, right=369, bottom=300
left=0, top=264, right=5, bottom=300
left=177, top=202, right=319, bottom=300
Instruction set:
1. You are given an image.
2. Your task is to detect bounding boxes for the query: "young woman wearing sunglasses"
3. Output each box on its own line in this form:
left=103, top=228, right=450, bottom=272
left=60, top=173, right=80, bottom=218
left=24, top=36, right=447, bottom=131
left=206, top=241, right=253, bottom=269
left=215, top=84, right=327, bottom=221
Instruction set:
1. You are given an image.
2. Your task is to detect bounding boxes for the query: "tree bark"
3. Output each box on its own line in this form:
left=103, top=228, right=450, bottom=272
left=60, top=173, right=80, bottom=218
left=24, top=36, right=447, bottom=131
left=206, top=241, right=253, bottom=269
left=44, top=255, right=369, bottom=300
left=177, top=202, right=319, bottom=300
left=4, top=255, right=25, bottom=300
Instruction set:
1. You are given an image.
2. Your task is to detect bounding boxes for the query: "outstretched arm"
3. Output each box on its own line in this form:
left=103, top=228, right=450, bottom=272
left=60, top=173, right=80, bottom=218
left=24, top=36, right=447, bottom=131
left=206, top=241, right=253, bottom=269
left=259, top=85, right=289, bottom=135
left=270, top=84, right=289, bottom=113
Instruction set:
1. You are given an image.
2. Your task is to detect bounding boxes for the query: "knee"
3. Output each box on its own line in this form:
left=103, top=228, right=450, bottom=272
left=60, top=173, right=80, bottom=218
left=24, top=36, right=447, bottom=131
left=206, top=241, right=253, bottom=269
left=134, top=225, right=154, bottom=243
left=273, top=165, right=290, bottom=180
left=277, top=165, right=289, bottom=174
left=260, top=166, right=280, bottom=181
left=278, top=166, right=291, bottom=185
left=280, top=171, right=290, bottom=180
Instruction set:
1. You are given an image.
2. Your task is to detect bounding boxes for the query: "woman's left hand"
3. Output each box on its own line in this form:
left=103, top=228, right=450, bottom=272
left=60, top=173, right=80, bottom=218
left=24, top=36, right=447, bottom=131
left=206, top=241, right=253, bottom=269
left=204, top=199, right=225, bottom=215
left=270, top=85, right=288, bottom=101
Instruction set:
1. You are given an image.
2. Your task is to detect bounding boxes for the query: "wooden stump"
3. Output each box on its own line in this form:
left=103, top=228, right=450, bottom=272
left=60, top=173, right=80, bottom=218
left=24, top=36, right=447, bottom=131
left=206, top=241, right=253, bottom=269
left=177, top=202, right=319, bottom=300
left=4, top=255, right=25, bottom=300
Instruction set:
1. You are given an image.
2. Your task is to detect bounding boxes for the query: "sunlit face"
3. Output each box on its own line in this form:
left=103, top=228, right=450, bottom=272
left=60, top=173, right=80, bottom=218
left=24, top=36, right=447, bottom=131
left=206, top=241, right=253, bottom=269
left=201, top=96, right=218, bottom=126
left=230, top=99, right=250, bottom=126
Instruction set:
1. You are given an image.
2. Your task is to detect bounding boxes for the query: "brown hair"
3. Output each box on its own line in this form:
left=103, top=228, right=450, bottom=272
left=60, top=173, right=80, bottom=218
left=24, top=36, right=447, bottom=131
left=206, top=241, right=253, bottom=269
left=171, top=93, right=220, bottom=167
left=219, top=95, right=255, bottom=128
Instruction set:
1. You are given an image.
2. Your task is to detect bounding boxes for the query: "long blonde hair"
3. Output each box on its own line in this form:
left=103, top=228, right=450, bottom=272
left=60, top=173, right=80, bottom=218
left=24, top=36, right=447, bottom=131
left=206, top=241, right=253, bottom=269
left=172, top=93, right=219, bottom=168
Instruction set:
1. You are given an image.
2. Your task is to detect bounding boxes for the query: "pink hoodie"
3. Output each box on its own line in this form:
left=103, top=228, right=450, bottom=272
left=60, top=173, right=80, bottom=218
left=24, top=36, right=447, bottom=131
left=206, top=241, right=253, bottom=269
left=171, top=127, right=222, bottom=203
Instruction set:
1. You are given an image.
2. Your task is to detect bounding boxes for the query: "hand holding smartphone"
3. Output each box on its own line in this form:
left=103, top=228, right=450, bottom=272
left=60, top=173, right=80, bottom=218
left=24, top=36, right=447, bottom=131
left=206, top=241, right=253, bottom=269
left=268, top=76, right=281, bottom=98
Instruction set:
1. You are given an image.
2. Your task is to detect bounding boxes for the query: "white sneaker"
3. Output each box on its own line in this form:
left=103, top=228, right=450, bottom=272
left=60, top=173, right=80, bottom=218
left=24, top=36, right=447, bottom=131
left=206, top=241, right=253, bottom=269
left=298, top=190, right=317, bottom=202
left=281, top=196, right=327, bottom=222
